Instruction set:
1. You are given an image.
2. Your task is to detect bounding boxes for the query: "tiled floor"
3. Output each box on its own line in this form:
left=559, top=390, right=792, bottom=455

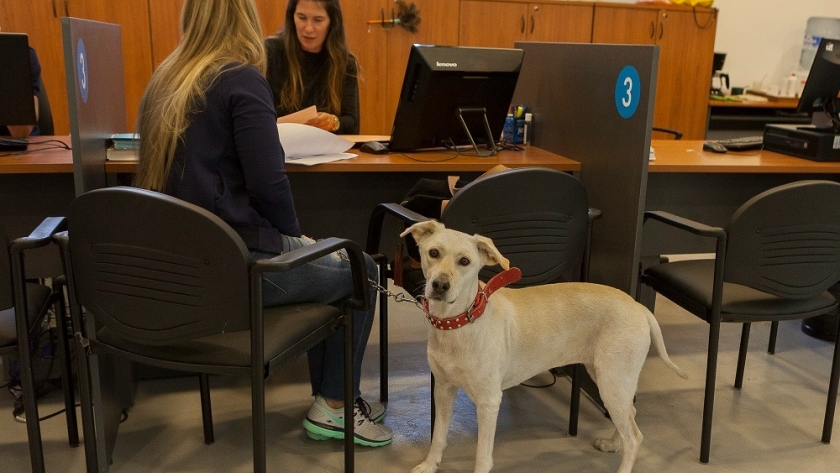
left=1, top=290, right=838, bottom=473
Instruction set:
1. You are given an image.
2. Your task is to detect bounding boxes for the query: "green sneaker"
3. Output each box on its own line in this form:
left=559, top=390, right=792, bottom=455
left=303, top=396, right=393, bottom=447
left=356, top=397, right=386, bottom=423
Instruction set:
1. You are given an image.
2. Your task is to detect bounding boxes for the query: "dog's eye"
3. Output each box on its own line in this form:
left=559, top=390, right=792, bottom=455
left=428, top=248, right=439, bottom=258
left=459, top=257, right=470, bottom=266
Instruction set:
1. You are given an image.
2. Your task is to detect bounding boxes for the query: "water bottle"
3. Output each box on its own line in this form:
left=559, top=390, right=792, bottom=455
left=502, top=113, right=515, bottom=143
left=800, top=17, right=840, bottom=70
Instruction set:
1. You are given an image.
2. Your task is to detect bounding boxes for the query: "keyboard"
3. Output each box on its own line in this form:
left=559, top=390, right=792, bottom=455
left=714, top=135, right=764, bottom=151
left=0, top=138, right=29, bottom=151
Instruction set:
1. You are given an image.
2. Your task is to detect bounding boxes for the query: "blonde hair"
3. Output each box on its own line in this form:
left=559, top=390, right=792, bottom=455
left=134, top=0, right=266, bottom=191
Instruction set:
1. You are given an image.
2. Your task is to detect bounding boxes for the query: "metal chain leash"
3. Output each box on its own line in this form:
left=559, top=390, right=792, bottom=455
left=367, top=278, right=425, bottom=311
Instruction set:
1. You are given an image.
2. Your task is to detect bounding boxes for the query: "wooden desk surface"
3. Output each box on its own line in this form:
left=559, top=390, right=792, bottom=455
left=709, top=97, right=799, bottom=109
left=0, top=136, right=73, bottom=174
left=104, top=145, right=581, bottom=173
left=649, top=139, right=840, bottom=173
left=1, top=136, right=580, bottom=174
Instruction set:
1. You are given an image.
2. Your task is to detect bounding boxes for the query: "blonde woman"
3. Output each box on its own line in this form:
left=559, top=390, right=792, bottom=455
left=135, top=0, right=391, bottom=447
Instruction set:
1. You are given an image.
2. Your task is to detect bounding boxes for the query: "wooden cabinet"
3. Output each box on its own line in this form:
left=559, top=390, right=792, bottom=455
left=459, top=0, right=593, bottom=48
left=1, top=0, right=153, bottom=135
left=352, top=0, right=460, bottom=134
left=593, top=3, right=718, bottom=139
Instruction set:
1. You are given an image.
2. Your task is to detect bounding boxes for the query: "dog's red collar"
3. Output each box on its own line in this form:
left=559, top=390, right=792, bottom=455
left=423, top=267, right=522, bottom=330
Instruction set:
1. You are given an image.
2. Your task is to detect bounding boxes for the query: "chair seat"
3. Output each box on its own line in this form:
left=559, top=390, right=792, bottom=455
left=645, top=259, right=837, bottom=320
left=97, top=302, right=340, bottom=368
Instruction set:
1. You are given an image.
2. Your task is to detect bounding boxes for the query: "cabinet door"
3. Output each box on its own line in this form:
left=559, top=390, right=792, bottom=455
left=655, top=9, right=717, bottom=139
left=459, top=1, right=527, bottom=48
left=592, top=5, right=658, bottom=45
left=148, top=0, right=183, bottom=67
left=528, top=3, right=593, bottom=43
left=0, top=0, right=69, bottom=134
left=66, top=0, right=155, bottom=132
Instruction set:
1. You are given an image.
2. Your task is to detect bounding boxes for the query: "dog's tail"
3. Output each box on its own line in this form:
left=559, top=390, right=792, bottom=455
left=645, top=311, right=689, bottom=379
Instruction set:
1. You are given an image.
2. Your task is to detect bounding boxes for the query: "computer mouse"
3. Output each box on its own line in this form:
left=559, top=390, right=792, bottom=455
left=702, top=141, right=727, bottom=154
left=360, top=141, right=389, bottom=154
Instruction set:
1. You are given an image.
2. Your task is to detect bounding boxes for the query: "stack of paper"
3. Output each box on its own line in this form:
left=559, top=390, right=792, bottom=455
left=277, top=123, right=356, bottom=166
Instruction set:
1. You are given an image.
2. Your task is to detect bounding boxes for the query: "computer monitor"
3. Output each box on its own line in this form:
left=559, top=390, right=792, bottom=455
left=796, top=37, right=840, bottom=132
left=0, top=33, right=37, bottom=127
left=389, top=45, right=523, bottom=155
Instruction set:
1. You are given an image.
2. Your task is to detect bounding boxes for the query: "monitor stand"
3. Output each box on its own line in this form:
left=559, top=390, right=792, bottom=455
left=455, top=106, right=498, bottom=157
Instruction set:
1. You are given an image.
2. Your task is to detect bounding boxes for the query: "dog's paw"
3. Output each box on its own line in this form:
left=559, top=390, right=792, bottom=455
left=593, top=437, right=621, bottom=453
left=410, top=462, right=439, bottom=473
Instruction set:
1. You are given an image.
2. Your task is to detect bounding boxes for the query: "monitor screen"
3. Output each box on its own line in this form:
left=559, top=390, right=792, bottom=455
left=389, top=45, right=523, bottom=153
left=0, top=33, right=37, bottom=127
left=797, top=36, right=840, bottom=131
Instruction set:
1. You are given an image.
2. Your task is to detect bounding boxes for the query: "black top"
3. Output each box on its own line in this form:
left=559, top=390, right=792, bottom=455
left=264, top=36, right=359, bottom=134
left=163, top=64, right=301, bottom=254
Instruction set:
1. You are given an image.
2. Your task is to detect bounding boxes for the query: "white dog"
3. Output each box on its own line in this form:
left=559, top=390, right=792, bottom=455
left=401, top=220, right=687, bottom=473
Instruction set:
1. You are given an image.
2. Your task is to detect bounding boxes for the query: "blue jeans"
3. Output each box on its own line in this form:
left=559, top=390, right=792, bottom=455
left=252, top=234, right=378, bottom=401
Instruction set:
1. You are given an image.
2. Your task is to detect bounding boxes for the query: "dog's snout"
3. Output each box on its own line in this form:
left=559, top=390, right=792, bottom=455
left=431, top=275, right=450, bottom=294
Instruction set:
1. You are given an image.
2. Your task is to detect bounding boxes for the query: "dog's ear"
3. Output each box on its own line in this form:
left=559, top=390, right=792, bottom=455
left=400, top=220, right=444, bottom=245
left=474, top=234, right=510, bottom=270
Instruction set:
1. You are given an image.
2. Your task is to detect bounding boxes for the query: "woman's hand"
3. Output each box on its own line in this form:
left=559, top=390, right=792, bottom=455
left=307, top=112, right=340, bottom=132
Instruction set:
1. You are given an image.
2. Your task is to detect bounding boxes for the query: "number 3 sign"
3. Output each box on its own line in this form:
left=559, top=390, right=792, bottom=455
left=614, top=65, right=640, bottom=119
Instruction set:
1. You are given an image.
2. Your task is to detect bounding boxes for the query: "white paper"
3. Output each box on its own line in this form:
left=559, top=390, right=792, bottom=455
left=277, top=123, right=354, bottom=158
left=286, top=152, right=358, bottom=166
left=276, top=105, right=318, bottom=124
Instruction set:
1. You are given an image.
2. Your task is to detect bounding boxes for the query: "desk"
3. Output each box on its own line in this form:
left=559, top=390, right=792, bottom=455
left=648, top=141, right=840, bottom=252
left=0, top=136, right=75, bottom=276
left=707, top=98, right=809, bottom=139
left=4, top=138, right=580, bottom=265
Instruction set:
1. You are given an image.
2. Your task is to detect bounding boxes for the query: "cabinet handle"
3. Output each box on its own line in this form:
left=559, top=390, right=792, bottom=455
left=658, top=22, right=664, bottom=40
left=51, top=0, right=57, bottom=18
left=649, top=21, right=655, bottom=39
left=530, top=14, right=535, bottom=34
left=520, top=15, right=525, bottom=34
left=64, top=0, right=70, bottom=17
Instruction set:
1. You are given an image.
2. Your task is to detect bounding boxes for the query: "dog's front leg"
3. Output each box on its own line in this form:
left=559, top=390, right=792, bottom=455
left=472, top=391, right=502, bottom=473
left=411, top=379, right=458, bottom=473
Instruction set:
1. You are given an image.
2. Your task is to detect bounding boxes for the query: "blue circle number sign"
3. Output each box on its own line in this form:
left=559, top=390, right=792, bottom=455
left=614, top=65, right=640, bottom=119
left=77, top=39, right=90, bottom=103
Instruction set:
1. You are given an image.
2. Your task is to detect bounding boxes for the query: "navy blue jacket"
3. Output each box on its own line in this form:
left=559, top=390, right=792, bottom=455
left=165, top=64, right=301, bottom=253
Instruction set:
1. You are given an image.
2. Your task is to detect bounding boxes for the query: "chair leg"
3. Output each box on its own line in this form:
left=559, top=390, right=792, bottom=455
left=344, top=312, right=355, bottom=473
left=735, top=323, right=751, bottom=389
left=18, top=329, right=46, bottom=473
left=823, top=314, right=840, bottom=443
left=377, top=258, right=389, bottom=404
left=768, top=321, right=779, bottom=354
left=51, top=290, right=80, bottom=448
left=75, top=335, right=100, bottom=473
left=252, top=366, right=266, bottom=473
left=569, top=364, right=581, bottom=436
left=430, top=371, right=436, bottom=434
left=199, top=373, right=214, bottom=445
left=700, top=319, right=722, bottom=464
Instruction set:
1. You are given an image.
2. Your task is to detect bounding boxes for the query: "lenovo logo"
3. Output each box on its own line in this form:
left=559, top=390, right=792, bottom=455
left=436, top=61, right=457, bottom=68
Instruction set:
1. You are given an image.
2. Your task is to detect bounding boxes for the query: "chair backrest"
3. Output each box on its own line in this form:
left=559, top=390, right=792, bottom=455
left=725, top=180, right=840, bottom=298
left=441, top=167, right=589, bottom=286
left=35, top=76, right=53, bottom=136
left=0, top=226, right=12, bottom=312
left=68, top=187, right=252, bottom=345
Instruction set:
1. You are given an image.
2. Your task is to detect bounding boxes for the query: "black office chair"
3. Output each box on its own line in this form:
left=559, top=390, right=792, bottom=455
left=639, top=180, right=840, bottom=464
left=57, top=187, right=365, bottom=473
left=1, top=218, right=79, bottom=473
left=367, top=167, right=600, bottom=434
left=34, top=76, right=53, bottom=136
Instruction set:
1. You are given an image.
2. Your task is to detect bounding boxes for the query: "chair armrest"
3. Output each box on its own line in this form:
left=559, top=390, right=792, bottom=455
left=10, top=216, right=67, bottom=255
left=253, top=237, right=369, bottom=310
left=643, top=210, right=726, bottom=240
left=366, top=203, right=430, bottom=255
left=588, top=207, right=602, bottom=222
